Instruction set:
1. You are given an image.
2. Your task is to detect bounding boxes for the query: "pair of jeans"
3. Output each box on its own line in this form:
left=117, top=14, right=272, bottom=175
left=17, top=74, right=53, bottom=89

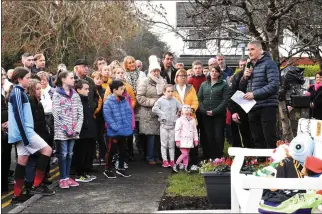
left=56, top=140, right=75, bottom=179
left=248, top=107, right=277, bottom=149
left=146, top=135, right=156, bottom=162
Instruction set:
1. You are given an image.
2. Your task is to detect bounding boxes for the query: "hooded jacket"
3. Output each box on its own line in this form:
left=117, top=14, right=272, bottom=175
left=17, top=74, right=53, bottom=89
left=52, top=87, right=83, bottom=140
left=152, top=96, right=182, bottom=129
left=103, top=94, right=133, bottom=137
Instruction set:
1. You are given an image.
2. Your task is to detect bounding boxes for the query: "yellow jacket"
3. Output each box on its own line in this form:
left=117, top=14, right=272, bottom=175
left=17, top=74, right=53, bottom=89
left=173, top=84, right=199, bottom=124
left=102, top=77, right=112, bottom=90
left=103, top=81, right=136, bottom=109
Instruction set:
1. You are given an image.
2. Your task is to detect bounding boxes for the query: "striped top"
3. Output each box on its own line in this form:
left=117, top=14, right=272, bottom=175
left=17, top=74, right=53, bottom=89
left=52, top=87, right=84, bottom=140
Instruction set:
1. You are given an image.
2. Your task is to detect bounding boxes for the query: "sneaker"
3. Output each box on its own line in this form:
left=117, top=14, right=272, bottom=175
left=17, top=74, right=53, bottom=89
left=30, top=184, right=56, bottom=196
left=169, top=161, right=175, bottom=167
left=190, top=165, right=200, bottom=171
left=115, top=160, right=128, bottom=169
left=42, top=177, right=53, bottom=185
left=103, top=170, right=116, bottom=179
left=172, top=164, right=179, bottom=173
left=179, top=163, right=184, bottom=170
left=116, top=169, right=131, bottom=178
left=155, top=159, right=163, bottom=164
left=59, top=180, right=70, bottom=189
left=67, top=178, right=80, bottom=187
left=75, top=176, right=91, bottom=183
left=85, top=174, right=97, bottom=181
left=148, top=161, right=156, bottom=165
left=184, top=166, right=191, bottom=173
left=124, top=162, right=128, bottom=169
left=11, top=194, right=33, bottom=204
left=162, top=161, right=170, bottom=168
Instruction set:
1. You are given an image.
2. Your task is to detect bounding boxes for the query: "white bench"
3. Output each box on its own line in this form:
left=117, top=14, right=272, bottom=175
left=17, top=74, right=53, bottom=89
left=228, top=147, right=322, bottom=213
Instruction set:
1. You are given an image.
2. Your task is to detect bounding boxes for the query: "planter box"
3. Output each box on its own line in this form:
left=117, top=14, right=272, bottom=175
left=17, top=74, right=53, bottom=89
left=201, top=172, right=231, bottom=208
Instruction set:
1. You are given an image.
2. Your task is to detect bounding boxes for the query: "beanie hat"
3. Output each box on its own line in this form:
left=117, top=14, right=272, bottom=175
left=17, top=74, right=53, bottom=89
left=148, top=55, right=161, bottom=73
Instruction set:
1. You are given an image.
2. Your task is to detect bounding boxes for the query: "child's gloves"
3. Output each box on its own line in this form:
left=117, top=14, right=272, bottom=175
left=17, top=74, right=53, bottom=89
left=194, top=141, right=199, bottom=146
left=176, top=141, right=180, bottom=147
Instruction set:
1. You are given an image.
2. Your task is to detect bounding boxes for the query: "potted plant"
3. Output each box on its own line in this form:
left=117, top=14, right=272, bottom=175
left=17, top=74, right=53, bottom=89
left=200, top=157, right=232, bottom=208
left=200, top=157, right=269, bottom=208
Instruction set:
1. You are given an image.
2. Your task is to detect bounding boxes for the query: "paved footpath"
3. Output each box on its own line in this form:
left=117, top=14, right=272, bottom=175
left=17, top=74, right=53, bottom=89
left=5, top=157, right=171, bottom=213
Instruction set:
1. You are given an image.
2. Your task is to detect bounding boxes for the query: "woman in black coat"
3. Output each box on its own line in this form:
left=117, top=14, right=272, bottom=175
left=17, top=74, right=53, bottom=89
left=307, top=71, right=322, bottom=120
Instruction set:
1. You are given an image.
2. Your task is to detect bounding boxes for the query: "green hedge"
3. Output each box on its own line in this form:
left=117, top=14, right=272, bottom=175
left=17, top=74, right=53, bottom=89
left=234, top=64, right=320, bottom=77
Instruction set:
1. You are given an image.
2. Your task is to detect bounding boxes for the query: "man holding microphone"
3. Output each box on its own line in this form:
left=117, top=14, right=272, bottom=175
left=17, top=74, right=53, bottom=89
left=239, top=41, right=280, bottom=152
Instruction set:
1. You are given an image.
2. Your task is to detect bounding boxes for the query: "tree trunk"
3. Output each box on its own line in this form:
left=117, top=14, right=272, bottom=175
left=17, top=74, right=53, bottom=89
left=268, top=38, right=294, bottom=142
left=278, top=100, right=294, bottom=142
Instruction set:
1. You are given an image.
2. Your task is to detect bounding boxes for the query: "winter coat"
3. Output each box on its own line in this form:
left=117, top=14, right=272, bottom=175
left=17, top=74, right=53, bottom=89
left=52, top=87, right=83, bottom=141
left=173, top=84, right=199, bottom=123
left=8, top=86, right=35, bottom=145
left=28, top=96, right=48, bottom=140
left=198, top=75, right=230, bottom=116
left=79, top=95, right=97, bottom=139
left=160, top=64, right=177, bottom=85
left=40, top=85, right=54, bottom=114
left=103, top=94, right=133, bottom=137
left=1, top=94, right=8, bottom=123
left=175, top=116, right=198, bottom=148
left=239, top=52, right=280, bottom=110
left=124, top=69, right=140, bottom=94
left=136, top=76, right=166, bottom=135
left=74, top=74, right=98, bottom=113
left=228, top=70, right=247, bottom=115
left=152, top=96, right=182, bottom=129
left=222, top=66, right=235, bottom=80
left=308, top=84, right=322, bottom=120
left=95, top=85, right=106, bottom=129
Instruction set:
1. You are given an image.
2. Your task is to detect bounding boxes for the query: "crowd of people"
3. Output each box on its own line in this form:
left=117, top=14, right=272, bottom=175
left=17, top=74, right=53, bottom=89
left=1, top=40, right=322, bottom=204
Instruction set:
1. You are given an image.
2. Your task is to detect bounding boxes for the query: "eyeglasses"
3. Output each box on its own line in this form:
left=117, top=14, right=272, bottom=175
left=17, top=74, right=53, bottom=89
left=177, top=75, right=187, bottom=78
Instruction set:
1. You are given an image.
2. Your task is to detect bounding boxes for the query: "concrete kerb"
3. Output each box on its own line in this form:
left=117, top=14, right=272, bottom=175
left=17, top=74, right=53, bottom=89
left=8, top=181, right=58, bottom=214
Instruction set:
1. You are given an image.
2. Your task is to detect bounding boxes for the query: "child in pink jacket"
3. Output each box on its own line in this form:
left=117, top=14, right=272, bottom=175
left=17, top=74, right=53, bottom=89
left=173, top=105, right=198, bottom=173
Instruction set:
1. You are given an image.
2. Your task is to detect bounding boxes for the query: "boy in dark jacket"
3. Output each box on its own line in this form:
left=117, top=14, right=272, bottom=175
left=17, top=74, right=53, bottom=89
left=103, top=80, right=133, bottom=178
left=73, top=79, right=97, bottom=183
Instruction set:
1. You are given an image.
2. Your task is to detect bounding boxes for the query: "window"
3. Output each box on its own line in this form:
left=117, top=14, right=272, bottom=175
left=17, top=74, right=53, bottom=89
left=188, top=30, right=207, bottom=49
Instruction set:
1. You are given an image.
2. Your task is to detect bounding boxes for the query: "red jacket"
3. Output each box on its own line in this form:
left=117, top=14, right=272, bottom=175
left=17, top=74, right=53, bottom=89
left=188, top=74, right=206, bottom=93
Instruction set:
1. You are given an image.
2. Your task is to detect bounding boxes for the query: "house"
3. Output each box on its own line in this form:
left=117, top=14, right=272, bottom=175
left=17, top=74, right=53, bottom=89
left=174, top=2, right=320, bottom=69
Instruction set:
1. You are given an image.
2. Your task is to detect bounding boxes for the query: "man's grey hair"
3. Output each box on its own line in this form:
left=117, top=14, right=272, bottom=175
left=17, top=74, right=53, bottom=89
left=240, top=57, right=247, bottom=62
left=216, top=53, right=224, bottom=58
left=248, top=40, right=263, bottom=49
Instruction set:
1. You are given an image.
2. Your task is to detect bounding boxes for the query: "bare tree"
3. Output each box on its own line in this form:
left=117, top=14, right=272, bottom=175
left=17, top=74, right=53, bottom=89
left=1, top=1, right=138, bottom=70
left=135, top=0, right=322, bottom=142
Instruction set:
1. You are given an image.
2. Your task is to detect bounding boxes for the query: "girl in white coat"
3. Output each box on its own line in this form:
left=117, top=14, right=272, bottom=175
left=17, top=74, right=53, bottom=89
left=173, top=105, right=198, bottom=172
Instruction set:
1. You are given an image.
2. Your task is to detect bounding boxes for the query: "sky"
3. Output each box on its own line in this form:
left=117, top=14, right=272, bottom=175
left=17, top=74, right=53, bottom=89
left=135, top=1, right=184, bottom=55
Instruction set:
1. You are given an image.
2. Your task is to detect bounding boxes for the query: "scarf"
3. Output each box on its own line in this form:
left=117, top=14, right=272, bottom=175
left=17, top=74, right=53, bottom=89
left=315, top=82, right=322, bottom=91
left=149, top=74, right=165, bottom=95
left=124, top=69, right=140, bottom=94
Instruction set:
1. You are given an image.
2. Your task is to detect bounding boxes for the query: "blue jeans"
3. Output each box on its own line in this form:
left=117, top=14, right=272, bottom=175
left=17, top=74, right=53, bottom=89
left=25, top=155, right=37, bottom=184
left=146, top=135, right=156, bottom=162
left=56, top=140, right=75, bottom=179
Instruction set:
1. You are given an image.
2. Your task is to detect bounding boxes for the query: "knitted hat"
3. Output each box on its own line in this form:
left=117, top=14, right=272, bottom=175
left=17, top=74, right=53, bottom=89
left=305, top=156, right=322, bottom=174
left=148, top=55, right=161, bottom=73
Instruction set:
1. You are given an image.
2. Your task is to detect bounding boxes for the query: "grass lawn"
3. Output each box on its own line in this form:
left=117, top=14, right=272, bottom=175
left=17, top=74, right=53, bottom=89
left=165, top=141, right=231, bottom=197
left=166, top=172, right=207, bottom=197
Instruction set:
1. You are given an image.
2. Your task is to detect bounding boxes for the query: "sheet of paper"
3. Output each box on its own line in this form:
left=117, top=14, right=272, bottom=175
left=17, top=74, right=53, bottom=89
left=231, top=90, right=256, bottom=113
